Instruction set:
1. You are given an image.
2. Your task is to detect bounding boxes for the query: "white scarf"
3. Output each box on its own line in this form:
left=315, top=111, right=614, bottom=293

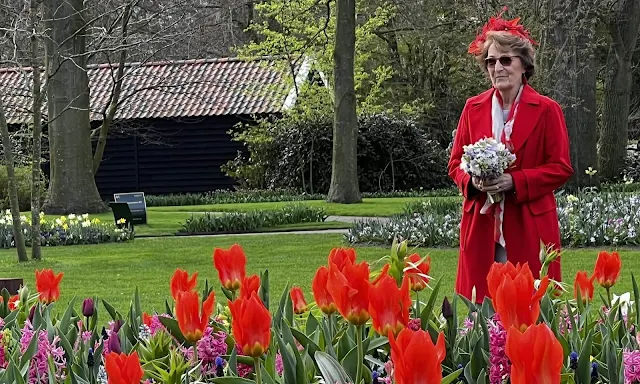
left=480, top=84, right=524, bottom=249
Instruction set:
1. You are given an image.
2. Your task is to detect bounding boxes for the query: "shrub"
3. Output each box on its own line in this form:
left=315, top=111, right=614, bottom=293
left=178, top=204, right=328, bottom=234
left=144, top=187, right=461, bottom=206
left=623, top=147, right=640, bottom=182
left=0, top=165, right=47, bottom=211
left=346, top=191, right=640, bottom=248
left=0, top=211, right=133, bottom=248
left=223, top=112, right=452, bottom=194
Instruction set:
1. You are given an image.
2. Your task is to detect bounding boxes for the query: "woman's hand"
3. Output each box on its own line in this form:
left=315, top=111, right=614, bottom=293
left=476, top=174, right=514, bottom=193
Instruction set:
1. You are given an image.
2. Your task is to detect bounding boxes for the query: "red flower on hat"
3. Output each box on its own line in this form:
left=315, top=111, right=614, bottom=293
left=468, top=7, right=538, bottom=55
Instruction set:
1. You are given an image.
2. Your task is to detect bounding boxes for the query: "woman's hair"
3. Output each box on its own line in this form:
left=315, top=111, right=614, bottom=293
left=475, top=31, right=536, bottom=80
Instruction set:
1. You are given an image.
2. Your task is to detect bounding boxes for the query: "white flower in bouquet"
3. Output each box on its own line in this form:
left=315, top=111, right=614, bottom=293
left=459, top=137, right=516, bottom=180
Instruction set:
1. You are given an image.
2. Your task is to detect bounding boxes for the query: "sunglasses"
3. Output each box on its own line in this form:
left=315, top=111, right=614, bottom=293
left=485, top=55, right=519, bottom=67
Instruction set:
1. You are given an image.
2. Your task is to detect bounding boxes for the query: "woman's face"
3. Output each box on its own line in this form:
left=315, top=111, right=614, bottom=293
left=486, top=44, right=525, bottom=93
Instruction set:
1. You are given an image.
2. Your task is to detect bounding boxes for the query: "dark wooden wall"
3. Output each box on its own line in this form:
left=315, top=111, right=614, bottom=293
left=93, top=115, right=251, bottom=199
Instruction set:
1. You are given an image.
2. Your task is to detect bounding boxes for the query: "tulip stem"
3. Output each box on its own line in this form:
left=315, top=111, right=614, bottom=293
left=254, top=357, right=262, bottom=384
left=355, top=325, right=364, bottom=384
left=415, top=291, right=421, bottom=317
left=606, top=286, right=612, bottom=309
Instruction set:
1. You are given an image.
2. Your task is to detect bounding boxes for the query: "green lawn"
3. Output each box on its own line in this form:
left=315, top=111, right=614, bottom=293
left=151, top=196, right=461, bottom=217
left=0, top=233, right=635, bottom=317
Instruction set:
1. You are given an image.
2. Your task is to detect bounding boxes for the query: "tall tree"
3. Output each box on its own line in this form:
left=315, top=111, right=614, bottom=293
left=327, top=0, right=361, bottom=203
left=42, top=0, right=106, bottom=214
left=0, top=96, right=28, bottom=262
left=597, top=0, right=640, bottom=180
left=546, top=0, right=599, bottom=190
left=29, top=0, right=43, bottom=260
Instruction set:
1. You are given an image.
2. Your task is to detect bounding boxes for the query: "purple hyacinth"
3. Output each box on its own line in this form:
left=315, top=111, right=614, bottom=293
left=20, top=321, right=67, bottom=383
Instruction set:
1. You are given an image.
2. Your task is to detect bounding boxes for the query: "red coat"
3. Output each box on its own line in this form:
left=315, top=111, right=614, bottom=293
left=448, top=84, right=574, bottom=303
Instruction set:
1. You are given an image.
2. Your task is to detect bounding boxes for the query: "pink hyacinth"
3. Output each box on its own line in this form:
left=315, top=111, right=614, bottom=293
left=20, top=321, right=66, bottom=383
left=275, top=353, right=284, bottom=376
left=149, top=314, right=169, bottom=335
left=624, top=350, right=640, bottom=384
left=488, top=314, right=510, bottom=384
left=197, top=328, right=229, bottom=376
left=0, top=333, right=7, bottom=369
left=408, top=318, right=421, bottom=331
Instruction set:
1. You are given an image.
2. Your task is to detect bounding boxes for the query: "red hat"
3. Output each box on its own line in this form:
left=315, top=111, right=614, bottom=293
left=468, top=7, right=538, bottom=55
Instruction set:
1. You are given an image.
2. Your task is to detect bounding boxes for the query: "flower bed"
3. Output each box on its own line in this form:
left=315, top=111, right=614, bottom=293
left=177, top=203, right=328, bottom=235
left=0, top=211, right=133, bottom=248
left=346, top=191, right=640, bottom=247
left=0, top=241, right=637, bottom=383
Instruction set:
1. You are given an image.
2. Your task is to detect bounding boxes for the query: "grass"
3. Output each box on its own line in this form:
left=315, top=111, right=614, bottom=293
left=0, top=233, right=636, bottom=317
left=151, top=197, right=461, bottom=217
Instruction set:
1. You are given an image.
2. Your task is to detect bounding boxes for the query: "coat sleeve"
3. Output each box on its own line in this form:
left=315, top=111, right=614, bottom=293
left=509, top=99, right=574, bottom=203
left=448, top=100, right=480, bottom=200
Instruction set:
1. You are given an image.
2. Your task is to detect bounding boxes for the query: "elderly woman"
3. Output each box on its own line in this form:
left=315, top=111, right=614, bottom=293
left=447, top=11, right=574, bottom=303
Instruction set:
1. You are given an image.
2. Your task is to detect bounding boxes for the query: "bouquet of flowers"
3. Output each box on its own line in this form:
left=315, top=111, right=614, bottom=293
left=459, top=137, right=516, bottom=204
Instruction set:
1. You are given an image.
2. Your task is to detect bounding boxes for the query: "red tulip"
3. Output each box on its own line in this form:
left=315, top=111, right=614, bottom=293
left=492, top=263, right=549, bottom=332
left=213, top=244, right=247, bottom=291
left=290, top=286, right=308, bottom=314
left=593, top=251, right=622, bottom=289
left=240, top=274, right=261, bottom=300
left=142, top=312, right=152, bottom=327
left=327, top=247, right=357, bottom=271
left=404, top=253, right=431, bottom=291
left=573, top=271, right=596, bottom=303
left=506, top=323, right=563, bottom=384
left=228, top=292, right=272, bottom=357
left=175, top=290, right=215, bottom=343
left=311, top=266, right=337, bottom=315
left=104, top=351, right=144, bottom=384
left=486, top=261, right=526, bottom=299
left=35, top=269, right=64, bottom=304
left=326, top=259, right=370, bottom=326
left=170, top=269, right=198, bottom=300
left=389, top=328, right=446, bottom=384
left=3, top=295, right=19, bottom=311
left=368, top=273, right=411, bottom=337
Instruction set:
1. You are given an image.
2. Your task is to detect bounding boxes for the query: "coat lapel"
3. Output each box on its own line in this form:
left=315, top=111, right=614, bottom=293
left=468, top=89, right=493, bottom=142
left=510, top=85, right=543, bottom=154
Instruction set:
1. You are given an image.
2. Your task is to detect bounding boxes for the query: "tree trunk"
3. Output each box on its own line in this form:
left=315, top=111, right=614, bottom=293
left=598, top=0, right=640, bottom=180
left=93, top=3, right=132, bottom=174
left=42, top=0, right=107, bottom=214
left=327, top=0, right=361, bottom=203
left=546, top=0, right=599, bottom=190
left=30, top=0, right=42, bottom=260
left=0, top=97, right=28, bottom=262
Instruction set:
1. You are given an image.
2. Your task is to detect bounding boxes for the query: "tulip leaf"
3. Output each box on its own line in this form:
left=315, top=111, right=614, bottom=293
left=32, top=302, right=45, bottom=330
left=274, top=282, right=291, bottom=331
left=261, top=365, right=278, bottom=384
left=605, top=339, right=619, bottom=384
left=419, top=276, right=442, bottom=330
left=221, top=286, right=235, bottom=302
left=441, top=368, right=463, bottom=384
left=275, top=331, right=297, bottom=384
left=157, top=315, right=188, bottom=346
left=291, top=327, right=321, bottom=362
left=19, top=324, right=41, bottom=367
left=576, top=330, right=593, bottom=384
left=134, top=286, right=142, bottom=318
left=12, top=360, right=25, bottom=384
left=306, top=312, right=320, bottom=335
left=315, top=351, right=353, bottom=384
left=632, top=273, right=640, bottom=328
left=228, top=347, right=238, bottom=376
left=366, top=336, right=388, bottom=353
left=102, top=299, right=119, bottom=320
left=210, top=378, right=255, bottom=383
left=260, top=269, right=270, bottom=309
left=59, top=295, right=77, bottom=333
